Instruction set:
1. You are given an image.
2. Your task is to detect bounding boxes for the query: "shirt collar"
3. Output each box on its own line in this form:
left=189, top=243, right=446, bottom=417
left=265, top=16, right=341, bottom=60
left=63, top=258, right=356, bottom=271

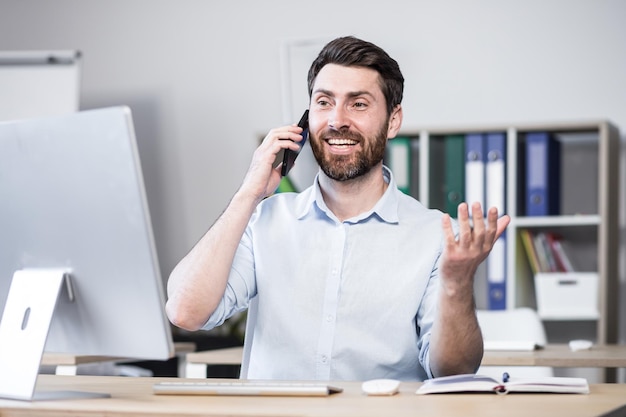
left=295, top=165, right=400, bottom=224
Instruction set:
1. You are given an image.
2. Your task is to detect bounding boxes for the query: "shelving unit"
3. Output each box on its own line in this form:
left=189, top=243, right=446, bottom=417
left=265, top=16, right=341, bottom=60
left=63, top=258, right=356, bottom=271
left=389, top=120, right=620, bottom=349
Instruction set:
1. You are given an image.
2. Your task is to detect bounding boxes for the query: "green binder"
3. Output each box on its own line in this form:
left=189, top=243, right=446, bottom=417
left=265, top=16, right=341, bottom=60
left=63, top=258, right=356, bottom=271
left=444, top=134, right=465, bottom=217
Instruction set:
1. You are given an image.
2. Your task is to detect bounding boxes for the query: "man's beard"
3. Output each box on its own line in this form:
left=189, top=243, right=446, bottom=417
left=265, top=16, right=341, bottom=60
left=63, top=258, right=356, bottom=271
left=310, top=122, right=389, bottom=182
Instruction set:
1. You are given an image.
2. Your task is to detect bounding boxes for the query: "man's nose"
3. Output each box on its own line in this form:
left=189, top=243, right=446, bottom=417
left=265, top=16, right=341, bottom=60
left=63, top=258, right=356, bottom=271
left=328, top=106, right=350, bottom=130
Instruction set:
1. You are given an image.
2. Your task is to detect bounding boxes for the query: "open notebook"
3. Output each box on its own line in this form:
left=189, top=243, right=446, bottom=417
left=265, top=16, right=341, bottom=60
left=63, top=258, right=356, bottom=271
left=416, top=374, right=589, bottom=395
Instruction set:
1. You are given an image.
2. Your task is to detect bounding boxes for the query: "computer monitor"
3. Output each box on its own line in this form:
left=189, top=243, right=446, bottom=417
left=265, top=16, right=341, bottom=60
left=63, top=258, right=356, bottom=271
left=0, top=106, right=174, bottom=400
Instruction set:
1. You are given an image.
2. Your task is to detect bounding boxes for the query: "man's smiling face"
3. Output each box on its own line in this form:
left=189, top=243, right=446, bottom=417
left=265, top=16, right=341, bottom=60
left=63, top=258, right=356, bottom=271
left=308, top=64, right=392, bottom=182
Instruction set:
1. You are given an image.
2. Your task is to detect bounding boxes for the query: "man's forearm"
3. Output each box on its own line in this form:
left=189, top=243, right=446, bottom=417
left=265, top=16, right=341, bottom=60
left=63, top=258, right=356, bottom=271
left=428, top=286, right=483, bottom=378
left=165, top=189, right=261, bottom=331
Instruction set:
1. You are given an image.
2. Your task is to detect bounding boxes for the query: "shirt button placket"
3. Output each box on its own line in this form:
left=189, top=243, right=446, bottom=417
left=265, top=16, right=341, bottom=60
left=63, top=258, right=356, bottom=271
left=315, top=224, right=344, bottom=380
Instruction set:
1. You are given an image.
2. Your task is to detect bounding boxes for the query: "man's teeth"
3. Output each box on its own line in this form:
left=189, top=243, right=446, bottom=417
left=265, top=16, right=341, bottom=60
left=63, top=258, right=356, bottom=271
left=328, top=139, right=357, bottom=145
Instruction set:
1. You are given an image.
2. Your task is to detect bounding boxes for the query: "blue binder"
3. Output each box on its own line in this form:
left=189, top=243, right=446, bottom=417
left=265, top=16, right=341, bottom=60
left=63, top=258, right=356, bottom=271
left=485, top=132, right=507, bottom=310
left=485, top=132, right=506, bottom=215
left=464, top=133, right=485, bottom=216
left=525, top=132, right=561, bottom=216
left=487, top=231, right=507, bottom=310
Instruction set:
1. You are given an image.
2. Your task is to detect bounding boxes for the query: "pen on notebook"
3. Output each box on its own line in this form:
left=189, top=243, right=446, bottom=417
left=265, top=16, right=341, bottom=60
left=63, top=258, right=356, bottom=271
left=502, top=372, right=510, bottom=383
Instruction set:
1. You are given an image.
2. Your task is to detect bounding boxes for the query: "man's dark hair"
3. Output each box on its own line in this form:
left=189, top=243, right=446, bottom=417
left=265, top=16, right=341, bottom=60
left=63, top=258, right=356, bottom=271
left=307, top=36, right=404, bottom=116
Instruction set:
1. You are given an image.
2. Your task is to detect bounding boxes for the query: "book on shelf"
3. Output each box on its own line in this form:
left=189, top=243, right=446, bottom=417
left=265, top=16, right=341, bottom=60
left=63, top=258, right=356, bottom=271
left=536, top=233, right=558, bottom=272
left=520, top=230, right=574, bottom=273
left=547, top=235, right=575, bottom=272
left=416, top=373, right=589, bottom=395
left=532, top=233, right=550, bottom=272
left=520, top=229, right=541, bottom=275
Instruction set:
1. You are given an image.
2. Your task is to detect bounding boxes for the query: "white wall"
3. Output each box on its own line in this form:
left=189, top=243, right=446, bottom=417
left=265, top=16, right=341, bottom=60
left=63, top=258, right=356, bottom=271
left=1, top=0, right=624, bottom=342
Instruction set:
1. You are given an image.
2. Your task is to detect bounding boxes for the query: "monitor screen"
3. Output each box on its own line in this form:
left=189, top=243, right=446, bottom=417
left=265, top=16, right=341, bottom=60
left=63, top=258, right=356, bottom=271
left=0, top=107, right=174, bottom=398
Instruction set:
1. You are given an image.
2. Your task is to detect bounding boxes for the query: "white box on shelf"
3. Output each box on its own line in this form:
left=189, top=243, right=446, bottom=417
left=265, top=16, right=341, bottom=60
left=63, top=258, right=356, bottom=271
left=534, top=272, right=599, bottom=320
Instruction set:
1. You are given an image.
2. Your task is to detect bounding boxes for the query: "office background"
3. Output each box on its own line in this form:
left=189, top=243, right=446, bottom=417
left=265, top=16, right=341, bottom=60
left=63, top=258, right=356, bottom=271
left=1, top=1, right=624, bottom=342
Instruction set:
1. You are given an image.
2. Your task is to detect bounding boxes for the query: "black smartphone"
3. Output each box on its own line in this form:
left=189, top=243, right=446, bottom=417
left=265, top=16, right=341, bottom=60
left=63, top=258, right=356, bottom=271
left=273, top=110, right=309, bottom=177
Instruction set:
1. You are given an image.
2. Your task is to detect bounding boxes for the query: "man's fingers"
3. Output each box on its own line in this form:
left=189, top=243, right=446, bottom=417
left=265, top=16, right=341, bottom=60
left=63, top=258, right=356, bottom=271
left=442, top=213, right=457, bottom=245
left=456, top=203, right=472, bottom=247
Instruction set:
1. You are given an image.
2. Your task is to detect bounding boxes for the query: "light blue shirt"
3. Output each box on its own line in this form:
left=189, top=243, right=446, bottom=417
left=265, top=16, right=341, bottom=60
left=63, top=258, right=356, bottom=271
left=203, top=166, right=447, bottom=381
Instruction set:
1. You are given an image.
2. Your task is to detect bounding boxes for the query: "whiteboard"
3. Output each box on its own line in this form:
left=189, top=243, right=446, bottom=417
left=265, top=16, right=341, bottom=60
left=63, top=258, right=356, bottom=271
left=0, top=50, right=81, bottom=121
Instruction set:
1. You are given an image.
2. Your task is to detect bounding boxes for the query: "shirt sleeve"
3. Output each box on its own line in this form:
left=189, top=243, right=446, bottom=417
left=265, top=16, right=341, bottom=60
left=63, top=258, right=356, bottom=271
left=201, top=221, right=258, bottom=330
left=417, top=218, right=459, bottom=379
left=416, top=249, right=441, bottom=380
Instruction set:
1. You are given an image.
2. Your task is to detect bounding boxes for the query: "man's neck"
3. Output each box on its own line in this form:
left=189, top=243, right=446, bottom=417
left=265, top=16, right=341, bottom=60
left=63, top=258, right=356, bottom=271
left=318, top=164, right=388, bottom=222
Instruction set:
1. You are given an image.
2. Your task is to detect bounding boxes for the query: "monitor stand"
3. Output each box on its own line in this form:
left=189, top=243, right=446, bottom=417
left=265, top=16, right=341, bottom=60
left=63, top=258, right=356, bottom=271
left=0, top=269, right=110, bottom=401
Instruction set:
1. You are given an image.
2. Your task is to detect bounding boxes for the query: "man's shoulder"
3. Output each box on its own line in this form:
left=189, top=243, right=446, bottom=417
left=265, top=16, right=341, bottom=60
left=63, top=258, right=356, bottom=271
left=395, top=191, right=443, bottom=220
left=255, top=185, right=315, bottom=217
left=261, top=186, right=312, bottom=206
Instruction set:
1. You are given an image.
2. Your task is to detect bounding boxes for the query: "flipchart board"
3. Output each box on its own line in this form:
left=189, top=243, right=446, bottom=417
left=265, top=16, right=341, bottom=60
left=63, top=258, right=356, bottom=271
left=0, top=50, right=81, bottom=121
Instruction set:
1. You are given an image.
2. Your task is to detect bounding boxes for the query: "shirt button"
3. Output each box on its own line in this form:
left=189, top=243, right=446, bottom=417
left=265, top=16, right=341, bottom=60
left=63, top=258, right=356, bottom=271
left=326, top=315, right=333, bottom=322
left=321, top=355, right=328, bottom=363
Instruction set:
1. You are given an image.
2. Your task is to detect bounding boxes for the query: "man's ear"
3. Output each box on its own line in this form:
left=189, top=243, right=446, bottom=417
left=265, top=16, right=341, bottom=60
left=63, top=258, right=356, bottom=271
left=387, top=104, right=403, bottom=139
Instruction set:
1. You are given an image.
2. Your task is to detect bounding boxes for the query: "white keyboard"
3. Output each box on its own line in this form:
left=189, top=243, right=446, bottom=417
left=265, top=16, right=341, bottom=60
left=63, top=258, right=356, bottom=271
left=153, top=380, right=344, bottom=397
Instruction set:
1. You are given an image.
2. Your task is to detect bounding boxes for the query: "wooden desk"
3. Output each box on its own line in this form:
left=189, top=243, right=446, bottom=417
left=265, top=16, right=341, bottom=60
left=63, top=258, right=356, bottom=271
left=0, top=375, right=622, bottom=417
left=42, top=341, right=197, bottom=376
left=482, top=344, right=626, bottom=368
left=184, top=344, right=626, bottom=378
left=185, top=346, right=243, bottom=378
